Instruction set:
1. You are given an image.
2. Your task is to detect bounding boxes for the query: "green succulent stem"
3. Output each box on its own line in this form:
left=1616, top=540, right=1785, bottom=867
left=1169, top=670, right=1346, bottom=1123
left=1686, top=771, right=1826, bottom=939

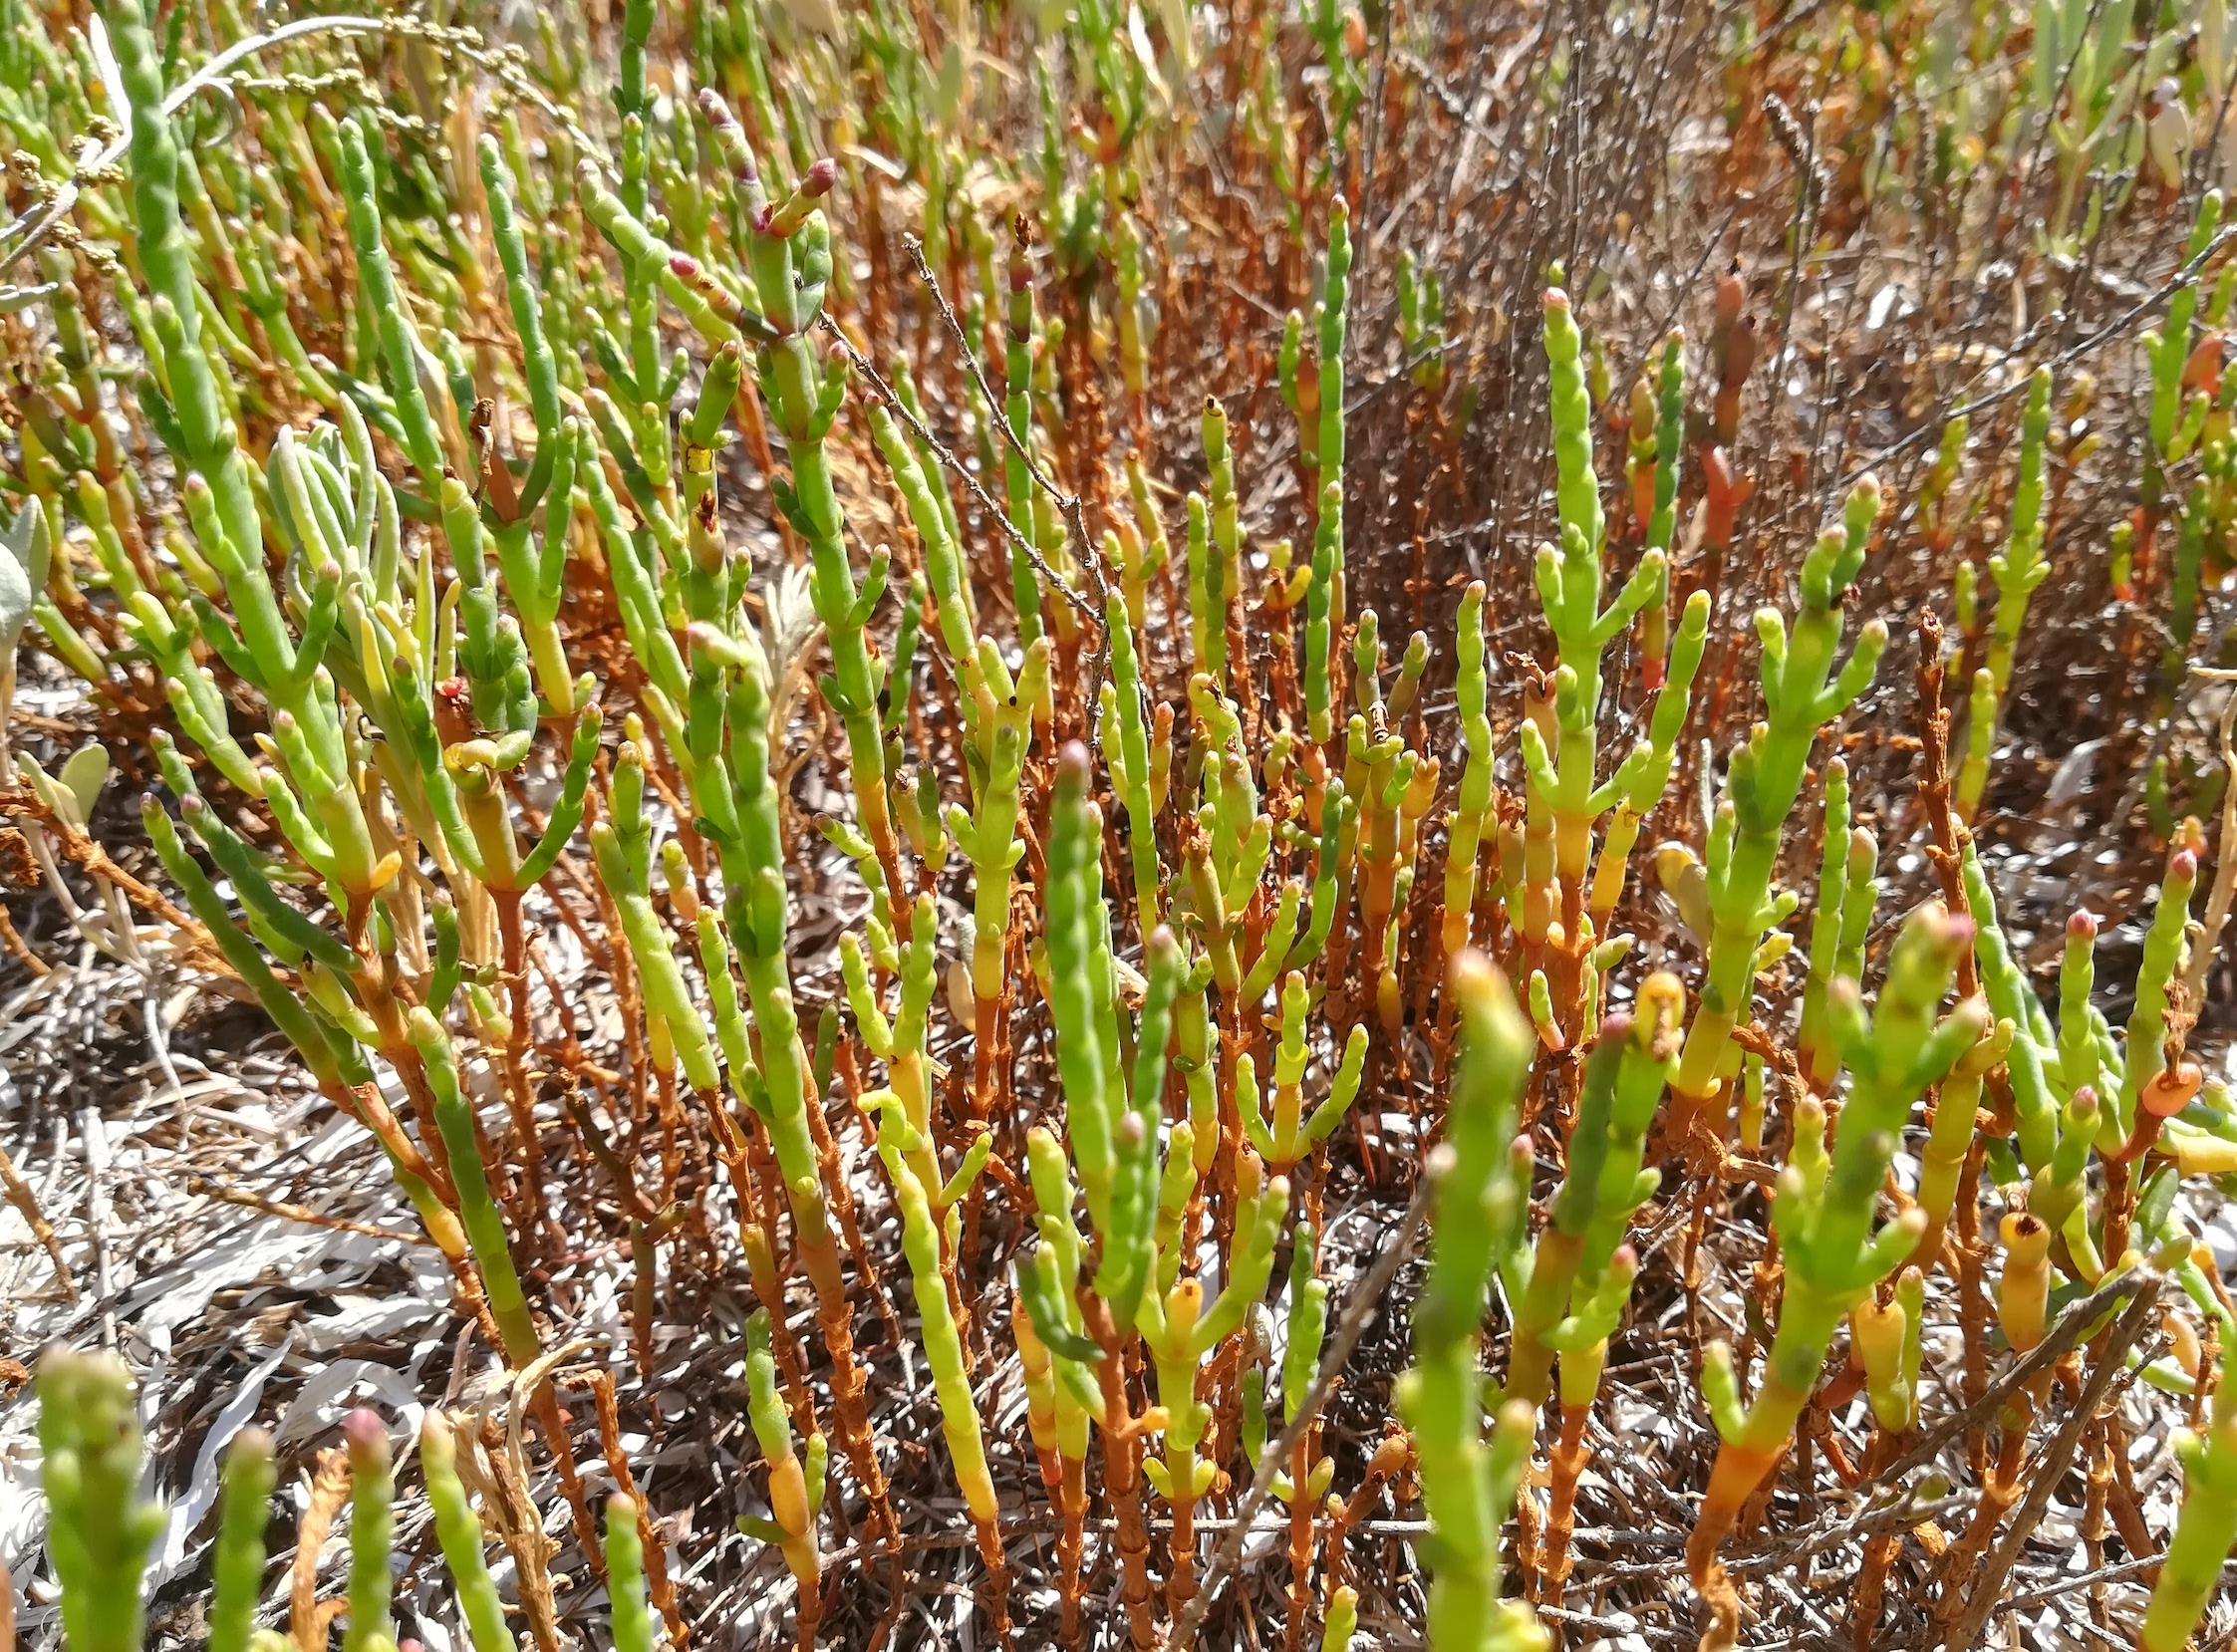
left=1501, top=979, right=1677, bottom=1409
left=411, top=1009, right=541, bottom=1364
left=1688, top=906, right=1982, bottom=1597
left=1667, top=475, right=1888, bottom=1141
left=36, top=1350, right=165, bottom=1652
left=2141, top=1383, right=2237, bottom=1652
left=420, top=1412, right=519, bottom=1652
left=210, top=1429, right=275, bottom=1652
left=1396, top=956, right=1547, bottom=1652
left=341, top=1411, right=395, bottom=1652
left=604, top=1495, right=654, bottom=1652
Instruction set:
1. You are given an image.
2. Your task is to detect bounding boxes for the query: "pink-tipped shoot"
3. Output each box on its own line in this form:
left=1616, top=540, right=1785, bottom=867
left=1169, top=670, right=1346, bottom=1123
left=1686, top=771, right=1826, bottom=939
left=342, top=1407, right=388, bottom=1462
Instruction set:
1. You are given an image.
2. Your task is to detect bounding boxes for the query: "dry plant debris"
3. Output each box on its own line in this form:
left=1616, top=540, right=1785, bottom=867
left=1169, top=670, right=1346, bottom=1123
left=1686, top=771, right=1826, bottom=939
left=4, top=1, right=2237, bottom=1650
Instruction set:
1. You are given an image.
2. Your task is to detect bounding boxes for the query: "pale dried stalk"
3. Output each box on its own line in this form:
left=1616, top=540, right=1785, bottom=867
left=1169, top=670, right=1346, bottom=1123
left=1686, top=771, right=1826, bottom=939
left=2179, top=667, right=2237, bottom=1003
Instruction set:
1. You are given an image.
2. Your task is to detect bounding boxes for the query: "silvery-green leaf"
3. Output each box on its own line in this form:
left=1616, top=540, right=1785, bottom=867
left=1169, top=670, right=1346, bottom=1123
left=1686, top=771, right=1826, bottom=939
left=0, top=535, right=30, bottom=648
left=15, top=750, right=66, bottom=822
left=0, top=498, right=48, bottom=646
left=60, top=741, right=111, bottom=826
